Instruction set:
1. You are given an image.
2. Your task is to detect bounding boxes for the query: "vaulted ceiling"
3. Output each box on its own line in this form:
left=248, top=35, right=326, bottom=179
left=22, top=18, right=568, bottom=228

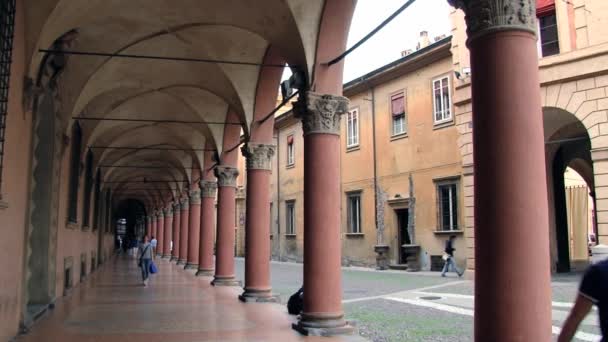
left=24, top=0, right=328, bottom=208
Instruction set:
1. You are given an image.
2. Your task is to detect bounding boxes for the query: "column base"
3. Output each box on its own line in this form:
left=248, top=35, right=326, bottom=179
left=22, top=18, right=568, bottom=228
left=170, top=256, right=178, bottom=262
left=195, top=268, right=214, bottom=277
left=161, top=254, right=171, bottom=260
left=292, top=313, right=356, bottom=337
left=184, top=263, right=198, bottom=270
left=211, top=276, right=242, bottom=287
left=239, top=288, right=281, bottom=303
left=176, top=259, right=186, bottom=265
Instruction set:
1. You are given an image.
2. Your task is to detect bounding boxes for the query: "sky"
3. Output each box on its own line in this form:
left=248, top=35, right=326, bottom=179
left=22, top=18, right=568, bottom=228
left=343, top=0, right=453, bottom=82
left=282, top=0, right=453, bottom=84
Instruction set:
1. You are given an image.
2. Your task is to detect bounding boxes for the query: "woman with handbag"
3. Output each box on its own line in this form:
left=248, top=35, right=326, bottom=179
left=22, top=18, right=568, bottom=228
left=137, top=236, right=154, bottom=286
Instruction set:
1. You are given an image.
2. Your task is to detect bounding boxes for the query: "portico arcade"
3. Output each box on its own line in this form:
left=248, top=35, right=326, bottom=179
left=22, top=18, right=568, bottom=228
left=0, top=0, right=567, bottom=341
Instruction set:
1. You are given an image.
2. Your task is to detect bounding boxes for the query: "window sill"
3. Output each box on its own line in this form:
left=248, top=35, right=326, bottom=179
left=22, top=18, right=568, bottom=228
left=82, top=226, right=90, bottom=232
left=285, top=234, right=297, bottom=239
left=286, top=164, right=295, bottom=169
left=346, top=145, right=360, bottom=153
left=433, top=230, right=464, bottom=235
left=66, top=222, right=79, bottom=230
left=390, top=133, right=408, bottom=141
left=345, top=233, right=365, bottom=238
left=0, top=199, right=8, bottom=210
left=433, top=120, right=455, bottom=130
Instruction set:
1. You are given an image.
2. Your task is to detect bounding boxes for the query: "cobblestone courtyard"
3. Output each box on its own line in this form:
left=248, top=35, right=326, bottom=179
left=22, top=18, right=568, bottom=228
left=234, top=259, right=602, bottom=342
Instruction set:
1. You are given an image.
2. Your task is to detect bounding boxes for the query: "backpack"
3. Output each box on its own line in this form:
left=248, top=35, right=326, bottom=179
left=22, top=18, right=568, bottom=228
left=287, top=287, right=304, bottom=315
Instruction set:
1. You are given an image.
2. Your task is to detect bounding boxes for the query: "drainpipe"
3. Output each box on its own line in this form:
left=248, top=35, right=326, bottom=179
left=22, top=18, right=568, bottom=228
left=276, top=129, right=281, bottom=261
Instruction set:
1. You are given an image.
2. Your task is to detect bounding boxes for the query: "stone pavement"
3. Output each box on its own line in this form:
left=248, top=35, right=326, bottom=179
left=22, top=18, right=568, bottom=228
left=17, top=254, right=365, bottom=342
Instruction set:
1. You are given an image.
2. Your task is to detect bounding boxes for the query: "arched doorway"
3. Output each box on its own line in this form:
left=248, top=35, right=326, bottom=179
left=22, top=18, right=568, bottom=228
left=544, top=107, right=597, bottom=273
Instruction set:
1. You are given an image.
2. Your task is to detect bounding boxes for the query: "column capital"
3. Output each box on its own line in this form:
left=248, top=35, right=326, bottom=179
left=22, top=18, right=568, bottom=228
left=214, top=165, right=239, bottom=187
left=163, top=206, right=173, bottom=217
left=180, top=196, right=189, bottom=209
left=173, top=201, right=181, bottom=211
left=199, top=180, right=218, bottom=198
left=241, top=143, right=276, bottom=170
left=448, top=0, right=536, bottom=43
left=293, top=91, right=349, bottom=136
left=189, top=189, right=202, bottom=204
left=156, top=209, right=164, bottom=218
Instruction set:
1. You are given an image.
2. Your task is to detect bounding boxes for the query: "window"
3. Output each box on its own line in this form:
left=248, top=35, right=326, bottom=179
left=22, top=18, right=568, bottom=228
left=0, top=0, right=15, bottom=197
left=537, top=4, right=559, bottom=57
left=346, top=109, right=359, bottom=148
left=287, top=135, right=294, bottom=166
left=82, top=151, right=93, bottom=228
left=391, top=92, right=406, bottom=136
left=433, top=77, right=452, bottom=124
left=67, top=122, right=82, bottom=223
left=286, top=200, right=295, bottom=235
left=437, top=182, right=458, bottom=231
left=347, top=192, right=362, bottom=234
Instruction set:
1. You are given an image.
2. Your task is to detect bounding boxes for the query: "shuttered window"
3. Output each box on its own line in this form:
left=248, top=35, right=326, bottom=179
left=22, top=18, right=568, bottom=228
left=67, top=122, right=82, bottom=223
left=346, top=109, right=359, bottom=148
left=391, top=92, right=406, bottom=136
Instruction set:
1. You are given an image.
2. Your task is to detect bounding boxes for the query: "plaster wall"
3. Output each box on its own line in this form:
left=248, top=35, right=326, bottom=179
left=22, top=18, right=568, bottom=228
left=0, top=0, right=30, bottom=339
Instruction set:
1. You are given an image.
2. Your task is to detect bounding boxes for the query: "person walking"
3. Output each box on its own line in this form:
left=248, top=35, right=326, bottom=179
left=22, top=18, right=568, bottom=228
left=150, top=235, right=158, bottom=259
left=137, top=236, right=154, bottom=287
left=441, top=235, right=463, bottom=277
left=558, top=258, right=608, bottom=342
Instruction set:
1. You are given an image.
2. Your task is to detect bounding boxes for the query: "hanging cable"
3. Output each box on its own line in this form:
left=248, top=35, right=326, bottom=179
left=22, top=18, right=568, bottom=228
left=326, top=0, right=417, bottom=66
left=258, top=90, right=299, bottom=123
left=74, top=116, right=242, bottom=125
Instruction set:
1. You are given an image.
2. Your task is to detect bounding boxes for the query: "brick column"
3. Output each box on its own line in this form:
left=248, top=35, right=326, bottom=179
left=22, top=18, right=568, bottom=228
left=197, top=180, right=217, bottom=276
left=449, top=1, right=552, bottom=340
left=211, top=166, right=241, bottom=286
left=292, top=92, right=353, bottom=335
left=185, top=190, right=201, bottom=270
left=171, top=202, right=181, bottom=262
left=239, top=143, right=279, bottom=302
left=177, top=196, right=189, bottom=265
left=156, top=209, right=164, bottom=259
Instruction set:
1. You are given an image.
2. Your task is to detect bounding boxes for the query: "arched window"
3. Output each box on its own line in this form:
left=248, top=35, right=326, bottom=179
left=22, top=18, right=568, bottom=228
left=0, top=0, right=16, bottom=198
left=93, top=169, right=100, bottom=230
left=82, top=151, right=93, bottom=228
left=67, top=122, right=82, bottom=223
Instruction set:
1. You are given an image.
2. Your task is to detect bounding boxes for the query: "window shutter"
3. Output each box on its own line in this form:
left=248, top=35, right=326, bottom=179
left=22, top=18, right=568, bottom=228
left=537, top=0, right=555, bottom=16
left=391, top=93, right=405, bottom=117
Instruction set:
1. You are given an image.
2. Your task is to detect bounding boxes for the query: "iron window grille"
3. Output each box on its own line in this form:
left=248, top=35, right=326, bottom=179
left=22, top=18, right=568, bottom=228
left=437, top=182, right=459, bottom=231
left=0, top=0, right=16, bottom=198
left=347, top=191, right=362, bottom=233
left=67, top=122, right=82, bottom=223
left=286, top=200, right=295, bottom=235
left=82, top=151, right=93, bottom=228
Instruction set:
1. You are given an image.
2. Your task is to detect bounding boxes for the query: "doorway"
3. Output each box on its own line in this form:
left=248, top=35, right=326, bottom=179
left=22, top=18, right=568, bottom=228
left=396, top=209, right=411, bottom=264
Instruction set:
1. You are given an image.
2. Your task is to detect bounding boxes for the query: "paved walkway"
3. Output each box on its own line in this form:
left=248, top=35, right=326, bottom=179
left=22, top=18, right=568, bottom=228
left=18, top=254, right=365, bottom=342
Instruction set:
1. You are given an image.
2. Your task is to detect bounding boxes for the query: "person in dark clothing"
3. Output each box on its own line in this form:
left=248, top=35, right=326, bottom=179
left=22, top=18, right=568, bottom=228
left=558, top=258, right=608, bottom=341
left=287, top=287, right=304, bottom=315
left=441, top=235, right=463, bottom=277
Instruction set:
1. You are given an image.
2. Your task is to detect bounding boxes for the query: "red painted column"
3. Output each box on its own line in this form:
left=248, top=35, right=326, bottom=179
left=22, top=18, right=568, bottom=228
left=449, top=1, right=552, bottom=340
left=211, top=166, right=241, bottom=286
left=145, top=216, right=151, bottom=237
left=162, top=206, right=173, bottom=259
left=171, top=202, right=181, bottom=262
left=178, top=196, right=189, bottom=265
left=239, top=144, right=278, bottom=302
left=185, top=190, right=201, bottom=270
left=197, top=180, right=217, bottom=276
left=151, top=213, right=157, bottom=241
left=293, top=92, right=352, bottom=335
left=156, top=210, right=164, bottom=259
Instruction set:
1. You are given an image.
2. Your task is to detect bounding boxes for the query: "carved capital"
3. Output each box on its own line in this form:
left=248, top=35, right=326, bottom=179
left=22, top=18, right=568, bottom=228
left=448, top=0, right=536, bottom=42
left=189, top=189, right=202, bottom=205
left=180, top=196, right=189, bottom=210
left=293, top=91, right=349, bottom=136
left=199, top=180, right=218, bottom=198
left=173, top=202, right=181, bottom=211
left=156, top=209, right=164, bottom=218
left=214, top=165, right=239, bottom=187
left=241, top=143, right=276, bottom=170
left=163, top=206, right=173, bottom=217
